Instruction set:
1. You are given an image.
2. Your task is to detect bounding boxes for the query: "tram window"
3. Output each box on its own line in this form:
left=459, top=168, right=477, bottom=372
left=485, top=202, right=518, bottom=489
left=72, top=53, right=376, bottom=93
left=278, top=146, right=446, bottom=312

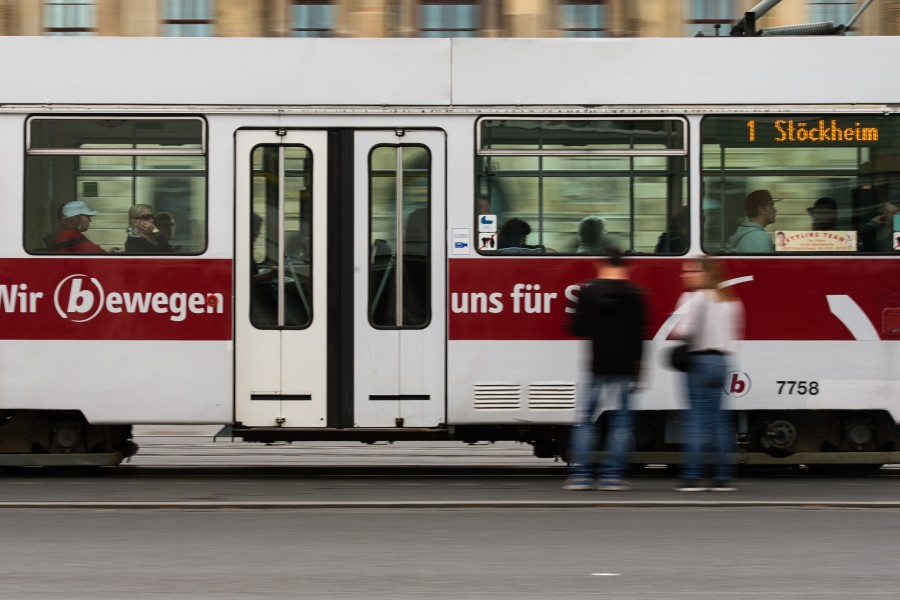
left=250, top=145, right=313, bottom=330
left=25, top=117, right=207, bottom=254
left=369, top=145, right=431, bottom=328
left=477, top=118, right=688, bottom=255
left=701, top=114, right=900, bottom=254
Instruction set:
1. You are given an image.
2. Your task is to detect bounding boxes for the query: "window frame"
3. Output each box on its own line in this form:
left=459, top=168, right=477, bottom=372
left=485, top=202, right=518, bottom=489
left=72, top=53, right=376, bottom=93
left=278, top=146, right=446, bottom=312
left=24, top=115, right=209, bottom=256
left=249, top=143, right=314, bottom=330
left=367, top=143, right=433, bottom=330
left=700, top=112, right=898, bottom=255
left=476, top=116, right=690, bottom=256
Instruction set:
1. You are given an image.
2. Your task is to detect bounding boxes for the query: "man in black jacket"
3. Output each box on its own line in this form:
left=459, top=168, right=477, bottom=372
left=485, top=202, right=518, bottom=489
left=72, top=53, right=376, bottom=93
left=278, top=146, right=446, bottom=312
left=564, top=249, right=646, bottom=491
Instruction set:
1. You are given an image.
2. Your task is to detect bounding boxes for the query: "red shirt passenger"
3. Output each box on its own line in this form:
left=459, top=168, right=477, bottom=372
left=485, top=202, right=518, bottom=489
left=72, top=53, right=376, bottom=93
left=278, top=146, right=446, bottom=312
left=53, top=200, right=106, bottom=253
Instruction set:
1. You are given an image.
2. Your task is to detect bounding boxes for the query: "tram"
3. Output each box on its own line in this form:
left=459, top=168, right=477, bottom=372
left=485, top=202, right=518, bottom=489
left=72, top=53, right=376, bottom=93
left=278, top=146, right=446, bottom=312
left=1, top=36, right=898, bottom=471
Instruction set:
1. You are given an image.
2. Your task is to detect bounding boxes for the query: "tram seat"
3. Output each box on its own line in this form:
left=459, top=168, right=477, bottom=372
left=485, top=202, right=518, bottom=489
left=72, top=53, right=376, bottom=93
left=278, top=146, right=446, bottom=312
left=371, top=238, right=392, bottom=270
left=369, top=206, right=431, bottom=326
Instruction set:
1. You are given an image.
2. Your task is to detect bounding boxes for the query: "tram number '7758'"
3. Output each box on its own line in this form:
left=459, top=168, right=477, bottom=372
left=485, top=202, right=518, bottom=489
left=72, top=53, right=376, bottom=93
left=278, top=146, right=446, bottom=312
left=776, top=381, right=820, bottom=395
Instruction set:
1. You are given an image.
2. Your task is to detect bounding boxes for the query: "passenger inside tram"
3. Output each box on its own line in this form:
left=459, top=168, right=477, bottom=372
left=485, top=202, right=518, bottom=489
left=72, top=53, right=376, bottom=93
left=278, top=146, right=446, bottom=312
left=807, top=197, right=839, bottom=231
left=574, top=216, right=620, bottom=254
left=50, top=199, right=106, bottom=253
left=859, top=200, right=899, bottom=253
left=125, top=204, right=173, bottom=253
left=496, top=218, right=557, bottom=254
left=729, top=190, right=779, bottom=253
left=655, top=207, right=689, bottom=254
left=154, top=211, right=177, bottom=243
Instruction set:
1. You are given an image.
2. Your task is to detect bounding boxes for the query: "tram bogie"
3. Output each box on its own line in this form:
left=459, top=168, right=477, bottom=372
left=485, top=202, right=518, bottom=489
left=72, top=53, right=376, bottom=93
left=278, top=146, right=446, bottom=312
left=0, top=410, right=135, bottom=467
left=588, top=410, right=898, bottom=468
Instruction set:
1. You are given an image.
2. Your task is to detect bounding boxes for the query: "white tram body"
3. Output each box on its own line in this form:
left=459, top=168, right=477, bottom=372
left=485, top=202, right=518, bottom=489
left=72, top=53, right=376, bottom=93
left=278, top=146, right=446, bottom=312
left=1, top=37, right=898, bottom=467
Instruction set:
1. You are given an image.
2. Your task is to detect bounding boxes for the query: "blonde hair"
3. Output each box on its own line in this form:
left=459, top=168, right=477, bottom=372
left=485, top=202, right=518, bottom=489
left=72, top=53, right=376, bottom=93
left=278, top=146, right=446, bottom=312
left=128, top=203, right=153, bottom=222
left=698, top=256, right=739, bottom=302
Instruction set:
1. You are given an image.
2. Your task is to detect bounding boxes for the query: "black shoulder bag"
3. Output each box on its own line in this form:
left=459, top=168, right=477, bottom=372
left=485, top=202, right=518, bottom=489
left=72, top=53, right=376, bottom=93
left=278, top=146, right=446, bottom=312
left=667, top=293, right=707, bottom=372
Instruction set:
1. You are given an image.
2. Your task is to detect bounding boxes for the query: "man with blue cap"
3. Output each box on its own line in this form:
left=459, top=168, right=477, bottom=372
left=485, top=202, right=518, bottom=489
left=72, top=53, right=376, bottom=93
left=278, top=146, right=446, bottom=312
left=52, top=200, right=105, bottom=253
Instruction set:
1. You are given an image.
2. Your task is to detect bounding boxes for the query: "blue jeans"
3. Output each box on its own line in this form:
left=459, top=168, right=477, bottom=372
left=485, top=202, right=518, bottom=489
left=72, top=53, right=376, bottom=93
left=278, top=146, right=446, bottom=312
left=569, top=374, right=634, bottom=480
left=681, top=353, right=735, bottom=481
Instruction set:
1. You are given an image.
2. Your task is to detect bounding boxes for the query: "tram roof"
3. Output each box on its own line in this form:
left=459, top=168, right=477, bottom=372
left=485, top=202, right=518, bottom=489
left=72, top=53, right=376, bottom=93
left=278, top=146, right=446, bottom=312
left=2, top=36, right=898, bottom=108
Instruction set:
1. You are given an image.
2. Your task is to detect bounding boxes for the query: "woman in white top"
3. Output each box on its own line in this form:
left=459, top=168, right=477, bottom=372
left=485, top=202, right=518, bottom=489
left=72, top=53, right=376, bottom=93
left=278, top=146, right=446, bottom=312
left=672, top=257, right=744, bottom=492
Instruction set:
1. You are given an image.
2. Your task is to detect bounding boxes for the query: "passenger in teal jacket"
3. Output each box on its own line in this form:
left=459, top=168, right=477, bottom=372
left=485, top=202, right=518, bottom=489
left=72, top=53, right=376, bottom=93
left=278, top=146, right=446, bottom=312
left=729, top=190, right=779, bottom=252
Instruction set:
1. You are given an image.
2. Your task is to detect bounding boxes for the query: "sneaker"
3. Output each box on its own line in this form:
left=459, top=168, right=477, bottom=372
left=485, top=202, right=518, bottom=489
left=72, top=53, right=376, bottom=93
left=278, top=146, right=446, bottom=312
left=563, top=478, right=594, bottom=491
left=597, top=479, right=631, bottom=491
left=674, top=480, right=707, bottom=492
left=710, top=481, right=737, bottom=492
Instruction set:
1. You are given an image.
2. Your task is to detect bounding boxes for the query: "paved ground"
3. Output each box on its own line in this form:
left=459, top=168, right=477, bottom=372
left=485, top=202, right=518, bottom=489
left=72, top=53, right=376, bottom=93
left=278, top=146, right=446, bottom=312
left=1, top=507, right=899, bottom=599
left=0, top=426, right=898, bottom=508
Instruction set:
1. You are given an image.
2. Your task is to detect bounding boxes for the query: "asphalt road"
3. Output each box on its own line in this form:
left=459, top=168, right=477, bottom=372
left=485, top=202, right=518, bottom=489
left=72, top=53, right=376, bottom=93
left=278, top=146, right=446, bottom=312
left=3, top=427, right=900, bottom=599
left=1, top=507, right=898, bottom=599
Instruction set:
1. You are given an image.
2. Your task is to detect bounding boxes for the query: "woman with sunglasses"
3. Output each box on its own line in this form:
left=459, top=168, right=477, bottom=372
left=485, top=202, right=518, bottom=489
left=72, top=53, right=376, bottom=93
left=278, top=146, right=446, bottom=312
left=125, top=204, right=173, bottom=253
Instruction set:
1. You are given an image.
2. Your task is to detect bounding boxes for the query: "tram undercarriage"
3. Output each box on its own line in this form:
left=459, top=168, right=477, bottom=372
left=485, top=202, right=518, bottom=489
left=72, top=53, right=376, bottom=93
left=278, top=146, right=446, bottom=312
left=580, top=409, right=900, bottom=474
left=0, top=409, right=898, bottom=474
left=0, top=410, right=136, bottom=467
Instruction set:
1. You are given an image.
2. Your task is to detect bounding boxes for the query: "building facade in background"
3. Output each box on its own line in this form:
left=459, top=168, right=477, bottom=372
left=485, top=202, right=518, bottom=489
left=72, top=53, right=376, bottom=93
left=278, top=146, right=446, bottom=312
left=0, top=0, right=898, bottom=38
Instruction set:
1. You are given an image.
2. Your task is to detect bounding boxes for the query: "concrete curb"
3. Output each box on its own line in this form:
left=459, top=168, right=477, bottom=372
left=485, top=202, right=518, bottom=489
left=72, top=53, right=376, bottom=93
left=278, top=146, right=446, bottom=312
left=2, top=500, right=900, bottom=509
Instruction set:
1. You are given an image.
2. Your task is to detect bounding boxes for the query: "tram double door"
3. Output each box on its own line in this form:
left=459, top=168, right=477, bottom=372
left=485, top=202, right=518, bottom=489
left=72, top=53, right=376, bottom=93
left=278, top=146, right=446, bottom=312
left=234, top=129, right=446, bottom=429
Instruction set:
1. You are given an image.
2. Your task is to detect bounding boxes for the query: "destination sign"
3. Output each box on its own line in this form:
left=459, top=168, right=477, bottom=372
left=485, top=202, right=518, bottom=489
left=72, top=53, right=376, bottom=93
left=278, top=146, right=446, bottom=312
left=746, top=119, right=879, bottom=144
left=704, top=115, right=892, bottom=148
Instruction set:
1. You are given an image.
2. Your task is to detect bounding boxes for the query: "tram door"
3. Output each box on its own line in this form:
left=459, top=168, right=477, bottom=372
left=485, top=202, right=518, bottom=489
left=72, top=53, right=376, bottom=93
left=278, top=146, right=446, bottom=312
left=234, top=129, right=445, bottom=429
left=353, top=131, right=446, bottom=427
left=235, top=131, right=329, bottom=427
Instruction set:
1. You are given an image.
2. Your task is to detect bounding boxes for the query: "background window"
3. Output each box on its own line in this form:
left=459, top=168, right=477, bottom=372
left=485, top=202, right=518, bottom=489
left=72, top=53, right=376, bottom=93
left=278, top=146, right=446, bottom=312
left=26, top=118, right=208, bottom=254
left=808, top=1, right=856, bottom=26
left=44, top=0, right=95, bottom=36
left=420, top=0, right=479, bottom=37
left=685, top=0, right=735, bottom=36
left=291, top=0, right=333, bottom=37
left=701, top=115, right=900, bottom=253
left=478, top=119, right=688, bottom=255
left=559, top=1, right=607, bottom=38
left=163, top=0, right=215, bottom=37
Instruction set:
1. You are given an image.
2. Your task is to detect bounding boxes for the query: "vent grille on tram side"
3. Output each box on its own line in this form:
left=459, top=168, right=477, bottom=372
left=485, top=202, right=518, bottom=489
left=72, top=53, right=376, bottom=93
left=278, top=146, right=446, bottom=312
left=473, top=385, right=522, bottom=410
left=527, top=383, right=577, bottom=410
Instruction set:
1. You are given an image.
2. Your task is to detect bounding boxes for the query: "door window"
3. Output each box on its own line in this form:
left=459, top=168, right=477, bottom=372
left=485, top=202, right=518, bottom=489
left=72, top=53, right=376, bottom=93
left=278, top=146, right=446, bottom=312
left=368, top=145, right=431, bottom=328
left=250, top=145, right=313, bottom=329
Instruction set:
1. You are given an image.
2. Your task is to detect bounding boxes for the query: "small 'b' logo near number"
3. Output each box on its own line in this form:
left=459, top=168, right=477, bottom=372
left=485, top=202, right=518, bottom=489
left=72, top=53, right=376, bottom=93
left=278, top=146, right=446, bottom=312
left=724, top=371, right=751, bottom=398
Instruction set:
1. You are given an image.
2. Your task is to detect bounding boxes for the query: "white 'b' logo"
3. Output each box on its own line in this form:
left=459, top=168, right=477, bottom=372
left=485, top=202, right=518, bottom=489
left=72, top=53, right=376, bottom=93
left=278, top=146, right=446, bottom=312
left=54, top=275, right=105, bottom=323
